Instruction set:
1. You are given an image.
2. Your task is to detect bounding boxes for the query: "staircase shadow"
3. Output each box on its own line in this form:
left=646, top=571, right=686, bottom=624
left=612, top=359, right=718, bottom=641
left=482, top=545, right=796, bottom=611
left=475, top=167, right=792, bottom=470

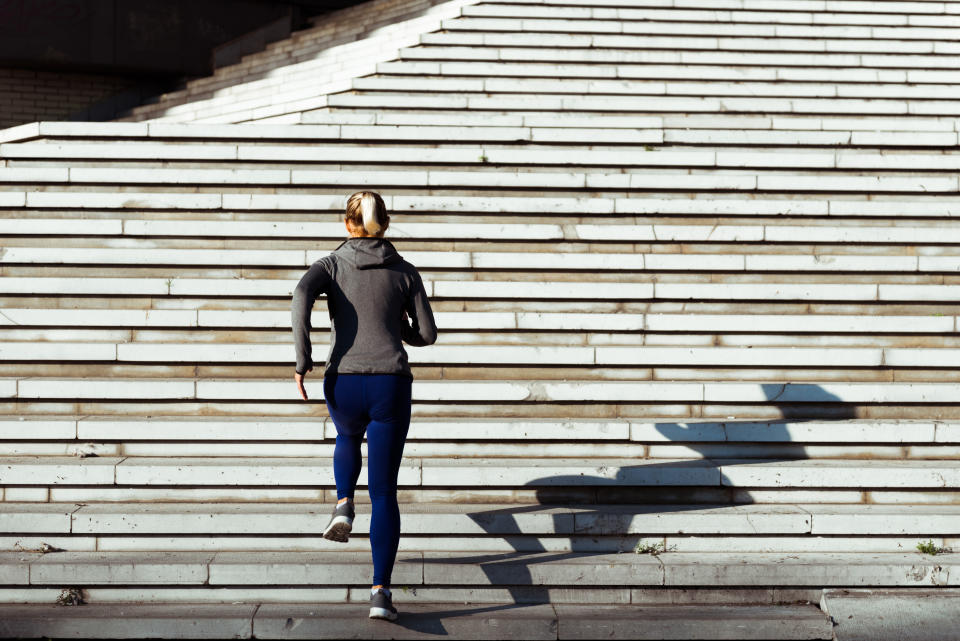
left=394, top=383, right=854, bottom=633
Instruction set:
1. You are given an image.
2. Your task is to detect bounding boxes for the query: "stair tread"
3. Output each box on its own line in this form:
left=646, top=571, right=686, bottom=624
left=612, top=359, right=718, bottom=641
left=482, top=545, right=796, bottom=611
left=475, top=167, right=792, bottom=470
left=0, top=602, right=835, bottom=640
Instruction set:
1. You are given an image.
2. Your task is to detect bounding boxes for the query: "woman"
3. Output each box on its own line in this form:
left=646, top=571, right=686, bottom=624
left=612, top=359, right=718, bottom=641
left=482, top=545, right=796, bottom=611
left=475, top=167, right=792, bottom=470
left=291, top=190, right=437, bottom=621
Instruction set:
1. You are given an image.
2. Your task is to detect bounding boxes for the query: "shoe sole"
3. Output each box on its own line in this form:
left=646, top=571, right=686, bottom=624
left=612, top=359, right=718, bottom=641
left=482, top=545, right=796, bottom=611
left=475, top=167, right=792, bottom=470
left=369, top=607, right=398, bottom=621
left=322, top=516, right=352, bottom=542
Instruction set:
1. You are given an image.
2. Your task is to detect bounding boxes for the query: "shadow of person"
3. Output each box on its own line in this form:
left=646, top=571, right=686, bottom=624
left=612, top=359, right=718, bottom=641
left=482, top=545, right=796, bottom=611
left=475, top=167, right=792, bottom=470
left=402, top=382, right=856, bottom=628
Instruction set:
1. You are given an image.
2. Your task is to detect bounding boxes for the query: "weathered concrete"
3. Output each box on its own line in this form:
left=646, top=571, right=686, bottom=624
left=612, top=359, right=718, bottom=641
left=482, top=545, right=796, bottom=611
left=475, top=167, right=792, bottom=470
left=556, top=603, right=834, bottom=640
left=208, top=551, right=423, bottom=585
left=255, top=603, right=558, bottom=639
left=661, top=552, right=960, bottom=587
left=820, top=588, right=960, bottom=641
left=0, top=603, right=256, bottom=638
left=0, top=601, right=841, bottom=640
left=29, top=551, right=215, bottom=585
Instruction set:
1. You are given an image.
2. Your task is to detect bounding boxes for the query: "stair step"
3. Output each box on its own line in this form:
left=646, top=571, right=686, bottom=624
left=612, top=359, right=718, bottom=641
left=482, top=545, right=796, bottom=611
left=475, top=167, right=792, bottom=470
left=4, top=456, right=960, bottom=488
left=327, top=89, right=959, bottom=115
left=6, top=502, right=960, bottom=536
left=0, top=601, right=836, bottom=640
left=7, top=115, right=960, bottom=143
left=353, top=74, right=960, bottom=101
left=6, top=188, right=960, bottom=220
left=0, top=307, right=954, bottom=334
left=440, top=16, right=958, bottom=45
left=403, top=40, right=959, bottom=68
left=417, top=31, right=949, bottom=56
left=18, top=341, right=960, bottom=368
left=461, top=4, right=955, bottom=26
left=5, top=248, right=955, bottom=275
left=1, top=416, right=947, bottom=443
left=7, top=276, right=944, bottom=302
left=7, top=168, right=960, bottom=191
left=2, top=550, right=957, bottom=588
left=4, top=532, right=952, bottom=555
left=9, top=379, right=960, bottom=404
left=819, top=588, right=960, bottom=641
left=9, top=140, right=960, bottom=167
left=8, top=378, right=960, bottom=402
left=20, top=164, right=960, bottom=186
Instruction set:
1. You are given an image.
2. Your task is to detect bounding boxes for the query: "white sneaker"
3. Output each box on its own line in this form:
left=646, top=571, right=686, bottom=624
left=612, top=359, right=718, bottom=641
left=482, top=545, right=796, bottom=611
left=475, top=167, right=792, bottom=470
left=369, top=588, right=398, bottom=621
left=322, top=500, right=354, bottom=543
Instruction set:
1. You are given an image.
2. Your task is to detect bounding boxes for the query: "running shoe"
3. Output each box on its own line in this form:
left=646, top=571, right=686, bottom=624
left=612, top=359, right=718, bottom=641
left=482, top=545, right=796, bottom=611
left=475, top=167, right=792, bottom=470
left=369, top=588, right=398, bottom=621
left=322, top=500, right=354, bottom=542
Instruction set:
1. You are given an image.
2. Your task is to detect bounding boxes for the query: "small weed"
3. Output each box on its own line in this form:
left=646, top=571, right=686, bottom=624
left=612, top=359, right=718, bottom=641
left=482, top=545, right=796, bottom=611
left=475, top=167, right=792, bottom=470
left=634, top=540, right=673, bottom=556
left=56, top=587, right=84, bottom=606
left=478, top=154, right=489, bottom=163
left=14, top=541, right=64, bottom=554
left=917, top=539, right=952, bottom=555
left=643, top=145, right=658, bottom=152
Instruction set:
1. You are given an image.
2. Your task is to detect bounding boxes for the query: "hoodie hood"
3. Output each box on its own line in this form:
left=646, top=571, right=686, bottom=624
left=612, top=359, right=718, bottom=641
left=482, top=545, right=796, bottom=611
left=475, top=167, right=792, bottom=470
left=334, top=237, right=403, bottom=269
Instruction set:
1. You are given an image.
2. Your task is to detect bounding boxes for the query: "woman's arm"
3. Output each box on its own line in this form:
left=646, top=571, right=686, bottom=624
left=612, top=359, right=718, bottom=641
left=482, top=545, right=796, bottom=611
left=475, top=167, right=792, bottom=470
left=291, top=259, right=332, bottom=374
left=401, top=270, right=438, bottom=347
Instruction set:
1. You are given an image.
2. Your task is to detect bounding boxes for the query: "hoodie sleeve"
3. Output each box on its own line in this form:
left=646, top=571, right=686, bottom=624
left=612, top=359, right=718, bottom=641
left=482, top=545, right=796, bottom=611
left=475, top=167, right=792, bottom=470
left=291, top=258, right=332, bottom=374
left=401, top=269, right=438, bottom=347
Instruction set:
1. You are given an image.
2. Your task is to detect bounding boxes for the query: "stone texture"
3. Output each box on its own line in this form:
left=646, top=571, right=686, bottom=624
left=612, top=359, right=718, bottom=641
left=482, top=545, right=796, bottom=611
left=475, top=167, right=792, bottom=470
left=555, top=603, right=833, bottom=640
left=254, top=603, right=558, bottom=639
left=0, top=604, right=255, bottom=639
left=820, top=588, right=960, bottom=641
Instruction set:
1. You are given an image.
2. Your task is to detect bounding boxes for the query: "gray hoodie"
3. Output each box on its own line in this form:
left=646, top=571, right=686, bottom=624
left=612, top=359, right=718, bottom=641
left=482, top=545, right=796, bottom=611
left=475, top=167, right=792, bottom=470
left=291, top=237, right=437, bottom=377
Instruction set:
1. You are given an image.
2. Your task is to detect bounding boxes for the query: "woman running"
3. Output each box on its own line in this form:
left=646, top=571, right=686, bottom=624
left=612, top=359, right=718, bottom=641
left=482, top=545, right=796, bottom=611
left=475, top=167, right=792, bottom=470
left=291, top=190, right=438, bottom=621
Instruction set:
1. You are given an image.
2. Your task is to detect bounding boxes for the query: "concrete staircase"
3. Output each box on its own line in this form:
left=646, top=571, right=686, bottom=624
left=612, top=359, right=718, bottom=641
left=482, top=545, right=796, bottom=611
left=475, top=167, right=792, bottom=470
left=4, top=0, right=960, bottom=638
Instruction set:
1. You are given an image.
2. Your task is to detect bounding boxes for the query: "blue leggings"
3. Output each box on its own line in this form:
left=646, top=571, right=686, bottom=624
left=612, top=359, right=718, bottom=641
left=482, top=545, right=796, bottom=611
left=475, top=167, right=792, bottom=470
left=323, top=373, right=412, bottom=588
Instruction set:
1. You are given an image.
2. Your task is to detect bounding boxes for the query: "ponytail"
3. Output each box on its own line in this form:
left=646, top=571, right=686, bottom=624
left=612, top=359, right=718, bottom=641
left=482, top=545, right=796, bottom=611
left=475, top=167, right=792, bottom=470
left=360, top=193, right=381, bottom=235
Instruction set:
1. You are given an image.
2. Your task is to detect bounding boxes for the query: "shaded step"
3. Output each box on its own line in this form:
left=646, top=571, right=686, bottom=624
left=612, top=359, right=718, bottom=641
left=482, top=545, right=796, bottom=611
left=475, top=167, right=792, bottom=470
left=117, top=0, right=474, bottom=123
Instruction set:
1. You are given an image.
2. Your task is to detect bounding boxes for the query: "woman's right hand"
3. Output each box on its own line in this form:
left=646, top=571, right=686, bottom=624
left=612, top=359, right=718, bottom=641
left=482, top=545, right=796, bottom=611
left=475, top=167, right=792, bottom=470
left=295, top=367, right=312, bottom=401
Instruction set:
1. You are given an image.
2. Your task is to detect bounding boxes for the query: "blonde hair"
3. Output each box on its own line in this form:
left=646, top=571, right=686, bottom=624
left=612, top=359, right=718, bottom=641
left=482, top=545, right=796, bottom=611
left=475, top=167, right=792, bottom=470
left=345, top=191, right=388, bottom=236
